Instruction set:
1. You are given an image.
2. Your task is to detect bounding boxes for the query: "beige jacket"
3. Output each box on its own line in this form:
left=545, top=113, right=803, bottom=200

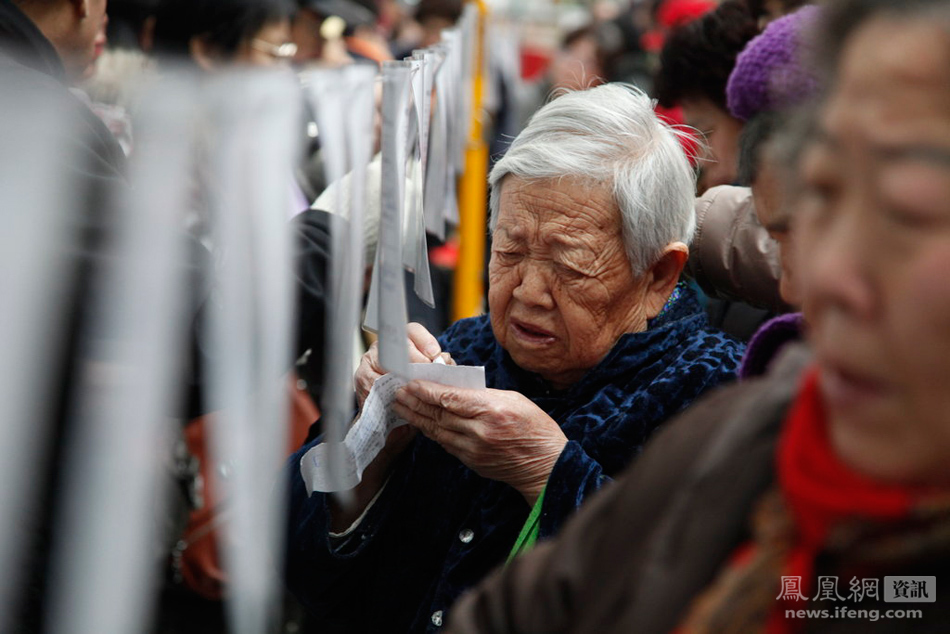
left=687, top=185, right=789, bottom=313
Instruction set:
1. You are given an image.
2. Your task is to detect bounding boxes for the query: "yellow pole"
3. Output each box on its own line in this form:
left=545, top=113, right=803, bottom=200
left=452, top=0, right=489, bottom=321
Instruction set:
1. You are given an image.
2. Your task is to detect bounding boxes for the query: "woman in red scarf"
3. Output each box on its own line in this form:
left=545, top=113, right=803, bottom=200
left=443, top=1, right=950, bottom=632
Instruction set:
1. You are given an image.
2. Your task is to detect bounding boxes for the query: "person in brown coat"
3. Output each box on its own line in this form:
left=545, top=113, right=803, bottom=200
left=445, top=0, right=950, bottom=631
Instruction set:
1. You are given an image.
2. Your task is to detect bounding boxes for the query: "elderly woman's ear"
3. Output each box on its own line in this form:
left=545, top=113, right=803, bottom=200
left=642, top=242, right=690, bottom=320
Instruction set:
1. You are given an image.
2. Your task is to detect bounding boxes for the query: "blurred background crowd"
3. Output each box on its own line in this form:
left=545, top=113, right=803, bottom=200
left=72, top=0, right=816, bottom=342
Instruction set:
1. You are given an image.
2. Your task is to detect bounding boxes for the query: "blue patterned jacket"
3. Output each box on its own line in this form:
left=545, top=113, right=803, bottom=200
left=284, top=286, right=744, bottom=633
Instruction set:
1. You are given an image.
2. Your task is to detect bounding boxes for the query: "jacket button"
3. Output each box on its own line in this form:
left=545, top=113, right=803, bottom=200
left=458, top=528, right=474, bottom=543
left=431, top=610, right=443, bottom=627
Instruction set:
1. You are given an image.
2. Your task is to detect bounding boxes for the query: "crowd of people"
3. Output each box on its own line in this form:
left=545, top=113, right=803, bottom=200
left=3, top=0, right=950, bottom=632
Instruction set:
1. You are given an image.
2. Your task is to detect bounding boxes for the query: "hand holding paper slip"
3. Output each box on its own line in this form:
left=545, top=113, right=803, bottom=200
left=301, top=362, right=485, bottom=493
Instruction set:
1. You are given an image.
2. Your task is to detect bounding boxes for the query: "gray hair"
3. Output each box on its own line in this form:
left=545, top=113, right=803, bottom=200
left=489, top=83, right=697, bottom=275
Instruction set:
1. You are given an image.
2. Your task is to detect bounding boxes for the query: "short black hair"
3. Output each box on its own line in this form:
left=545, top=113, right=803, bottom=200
left=414, top=0, right=463, bottom=25
left=153, top=0, right=294, bottom=59
left=744, top=0, right=810, bottom=20
left=736, top=110, right=781, bottom=186
left=654, top=0, right=760, bottom=110
left=107, top=0, right=161, bottom=50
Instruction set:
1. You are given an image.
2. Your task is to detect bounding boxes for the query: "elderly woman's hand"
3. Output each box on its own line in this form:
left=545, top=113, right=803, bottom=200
left=331, top=324, right=452, bottom=531
left=392, top=381, right=568, bottom=505
left=354, top=322, right=453, bottom=408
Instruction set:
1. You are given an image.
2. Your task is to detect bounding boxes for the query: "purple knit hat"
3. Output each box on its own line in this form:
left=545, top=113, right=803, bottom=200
left=726, top=5, right=821, bottom=121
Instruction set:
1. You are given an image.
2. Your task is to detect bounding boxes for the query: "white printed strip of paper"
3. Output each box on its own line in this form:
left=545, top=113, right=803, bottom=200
left=459, top=5, right=478, bottom=143
left=301, top=362, right=486, bottom=493
left=304, top=65, right=376, bottom=506
left=0, top=91, right=74, bottom=625
left=403, top=58, right=435, bottom=308
left=435, top=39, right=461, bottom=227
left=422, top=51, right=449, bottom=240
left=376, top=61, right=413, bottom=376
left=408, top=157, right=435, bottom=307
left=201, top=70, right=301, bottom=634
left=47, top=73, right=197, bottom=634
left=417, top=48, right=446, bottom=240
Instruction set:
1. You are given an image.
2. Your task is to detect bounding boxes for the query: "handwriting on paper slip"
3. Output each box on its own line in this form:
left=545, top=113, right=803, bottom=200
left=301, top=362, right=486, bottom=493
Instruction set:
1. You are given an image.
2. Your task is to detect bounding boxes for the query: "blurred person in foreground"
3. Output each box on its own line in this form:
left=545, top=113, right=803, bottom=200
left=284, top=83, right=745, bottom=633
left=445, top=1, right=950, bottom=631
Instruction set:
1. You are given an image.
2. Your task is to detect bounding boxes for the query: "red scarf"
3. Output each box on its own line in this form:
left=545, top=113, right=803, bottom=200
left=676, top=368, right=943, bottom=634
left=771, top=368, right=916, bottom=632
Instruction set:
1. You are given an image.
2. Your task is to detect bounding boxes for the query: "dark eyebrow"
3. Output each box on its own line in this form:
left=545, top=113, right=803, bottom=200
left=813, top=123, right=950, bottom=169
left=764, top=219, right=790, bottom=233
left=875, top=145, right=950, bottom=169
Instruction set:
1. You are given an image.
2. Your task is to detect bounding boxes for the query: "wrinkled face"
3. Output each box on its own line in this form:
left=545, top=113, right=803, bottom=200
left=681, top=97, right=743, bottom=193
left=797, top=17, right=950, bottom=484
left=488, top=177, right=650, bottom=389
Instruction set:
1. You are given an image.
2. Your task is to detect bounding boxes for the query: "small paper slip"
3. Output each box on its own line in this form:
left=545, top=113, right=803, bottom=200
left=301, top=362, right=486, bottom=493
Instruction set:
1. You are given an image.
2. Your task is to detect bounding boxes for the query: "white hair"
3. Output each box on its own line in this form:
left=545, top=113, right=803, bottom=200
left=489, top=84, right=697, bottom=275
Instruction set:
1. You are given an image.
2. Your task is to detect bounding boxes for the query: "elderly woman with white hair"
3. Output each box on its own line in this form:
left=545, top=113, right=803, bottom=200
left=284, top=83, right=744, bottom=633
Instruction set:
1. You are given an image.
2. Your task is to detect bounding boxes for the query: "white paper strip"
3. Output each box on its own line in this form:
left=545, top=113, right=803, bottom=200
left=435, top=39, right=461, bottom=227
left=301, top=362, right=486, bottom=492
left=411, top=50, right=434, bottom=188
left=304, top=68, right=355, bottom=463
left=0, top=92, right=72, bottom=630
left=377, top=61, right=413, bottom=377
left=403, top=59, right=436, bottom=307
left=46, top=73, right=194, bottom=634
left=442, top=28, right=465, bottom=174
left=414, top=49, right=445, bottom=240
left=403, top=58, right=424, bottom=271
left=409, top=157, right=435, bottom=307
left=423, top=51, right=449, bottom=241
left=306, top=64, right=377, bottom=504
left=362, top=241, right=382, bottom=334
left=459, top=4, right=479, bottom=144
left=204, top=69, right=300, bottom=634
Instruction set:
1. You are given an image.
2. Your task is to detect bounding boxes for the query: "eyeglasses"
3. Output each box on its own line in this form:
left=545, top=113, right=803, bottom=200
left=250, top=39, right=298, bottom=60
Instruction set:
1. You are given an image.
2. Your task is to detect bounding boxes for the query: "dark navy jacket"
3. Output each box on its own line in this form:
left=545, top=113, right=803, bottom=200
left=285, top=286, right=744, bottom=633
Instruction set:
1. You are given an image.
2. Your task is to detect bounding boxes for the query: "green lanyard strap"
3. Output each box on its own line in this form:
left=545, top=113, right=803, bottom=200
left=506, top=486, right=546, bottom=565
